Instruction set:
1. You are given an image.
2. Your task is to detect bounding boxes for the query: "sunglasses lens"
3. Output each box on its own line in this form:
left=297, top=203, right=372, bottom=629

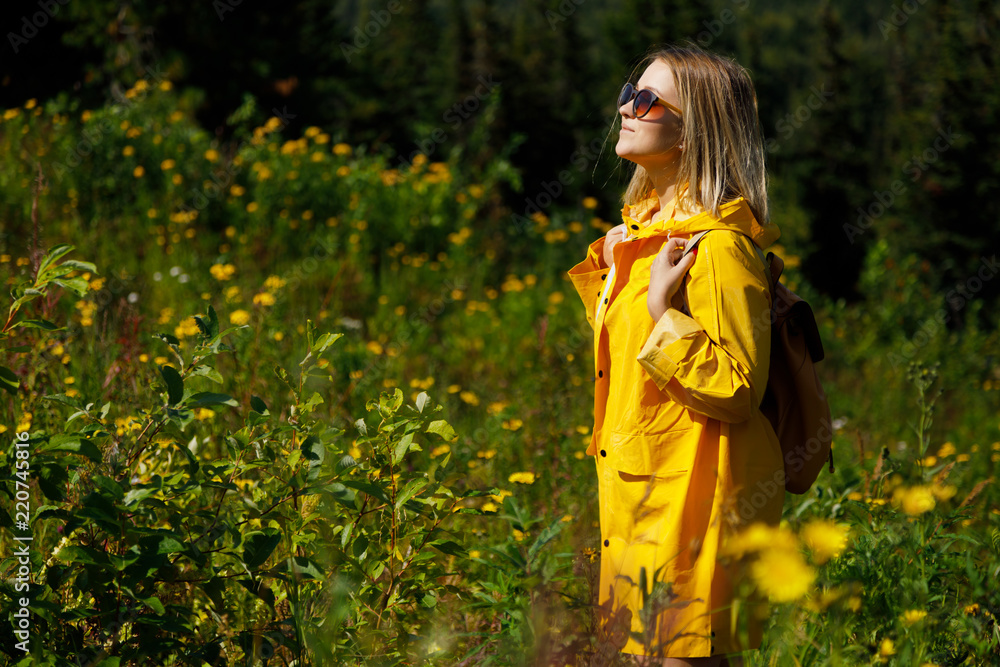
left=617, top=83, right=634, bottom=108
left=634, top=90, right=655, bottom=118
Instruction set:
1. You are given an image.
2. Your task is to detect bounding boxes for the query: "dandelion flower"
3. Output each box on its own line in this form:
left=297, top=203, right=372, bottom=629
left=230, top=309, right=251, bottom=325
left=722, top=522, right=797, bottom=558
left=431, top=444, right=450, bottom=457
left=252, top=292, right=276, bottom=306
left=879, top=638, right=895, bottom=657
left=801, top=519, right=850, bottom=564
left=936, top=441, right=956, bottom=457
left=508, top=471, right=536, bottom=484
left=894, top=485, right=936, bottom=516
left=750, top=548, right=815, bottom=602
left=901, top=609, right=927, bottom=626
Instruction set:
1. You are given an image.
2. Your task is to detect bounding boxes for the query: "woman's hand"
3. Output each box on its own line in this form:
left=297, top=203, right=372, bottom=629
left=647, top=237, right=697, bottom=321
left=602, top=223, right=628, bottom=269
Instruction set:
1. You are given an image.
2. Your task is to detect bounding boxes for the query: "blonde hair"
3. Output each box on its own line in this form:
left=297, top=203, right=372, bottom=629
left=619, top=44, right=770, bottom=224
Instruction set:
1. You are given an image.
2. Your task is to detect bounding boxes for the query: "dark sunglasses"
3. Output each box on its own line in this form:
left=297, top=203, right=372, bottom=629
left=618, top=82, right=683, bottom=119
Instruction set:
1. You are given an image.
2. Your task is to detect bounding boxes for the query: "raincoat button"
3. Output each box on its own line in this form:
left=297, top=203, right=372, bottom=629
left=604, top=539, right=609, bottom=547
left=630, top=224, right=638, bottom=230
left=600, top=450, right=606, bottom=457
left=603, top=297, right=608, bottom=304
left=601, top=273, right=607, bottom=280
left=598, top=370, right=603, bottom=378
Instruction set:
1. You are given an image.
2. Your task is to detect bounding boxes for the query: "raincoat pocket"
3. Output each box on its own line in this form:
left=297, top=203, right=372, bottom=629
left=608, top=427, right=694, bottom=477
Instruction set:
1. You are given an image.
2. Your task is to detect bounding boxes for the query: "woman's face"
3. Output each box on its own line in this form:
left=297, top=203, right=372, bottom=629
left=615, top=59, right=684, bottom=174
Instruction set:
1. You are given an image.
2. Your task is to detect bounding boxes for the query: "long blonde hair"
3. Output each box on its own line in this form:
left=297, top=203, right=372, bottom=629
left=620, top=44, right=770, bottom=224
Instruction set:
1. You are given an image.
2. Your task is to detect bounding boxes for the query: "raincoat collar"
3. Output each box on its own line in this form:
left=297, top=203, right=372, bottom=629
left=621, top=190, right=781, bottom=249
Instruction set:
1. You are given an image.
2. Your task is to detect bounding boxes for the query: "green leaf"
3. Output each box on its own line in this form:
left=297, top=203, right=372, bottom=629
left=426, top=419, right=457, bottom=442
left=189, top=365, right=224, bottom=385
left=379, top=388, right=404, bottom=416
left=155, top=332, right=181, bottom=347
left=528, top=518, right=565, bottom=565
left=300, top=391, right=324, bottom=414
left=38, top=434, right=102, bottom=462
left=243, top=529, right=282, bottom=569
left=50, top=277, right=90, bottom=297
left=36, top=244, right=76, bottom=276
left=55, top=259, right=98, bottom=274
left=250, top=395, right=269, bottom=414
left=187, top=392, right=239, bottom=408
left=4, top=345, right=31, bottom=353
left=0, top=366, right=18, bottom=394
left=354, top=418, right=368, bottom=436
left=429, top=539, right=466, bottom=557
left=393, top=432, right=415, bottom=465
left=141, top=596, right=165, bottom=614
left=195, top=305, right=220, bottom=339
left=301, top=435, right=324, bottom=465
left=42, top=393, right=82, bottom=410
left=273, top=365, right=295, bottom=392
left=311, top=332, right=344, bottom=355
left=160, top=365, right=184, bottom=405
left=415, top=392, right=429, bottom=413
left=14, top=319, right=63, bottom=331
left=395, top=478, right=428, bottom=510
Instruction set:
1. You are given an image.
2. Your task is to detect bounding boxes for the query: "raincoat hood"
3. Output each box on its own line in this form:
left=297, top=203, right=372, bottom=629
left=621, top=191, right=781, bottom=250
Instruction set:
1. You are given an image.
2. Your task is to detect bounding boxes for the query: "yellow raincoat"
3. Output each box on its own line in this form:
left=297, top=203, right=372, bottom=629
left=566, top=191, right=785, bottom=658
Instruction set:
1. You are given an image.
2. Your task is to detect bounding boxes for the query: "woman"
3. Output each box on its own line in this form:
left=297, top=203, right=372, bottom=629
left=566, top=45, right=784, bottom=665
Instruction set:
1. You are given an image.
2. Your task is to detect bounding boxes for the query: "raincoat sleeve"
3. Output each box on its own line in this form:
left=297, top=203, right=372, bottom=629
left=566, top=235, right=609, bottom=329
left=635, top=232, right=771, bottom=423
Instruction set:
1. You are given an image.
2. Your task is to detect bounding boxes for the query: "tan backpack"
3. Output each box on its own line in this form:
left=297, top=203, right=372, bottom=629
left=680, top=230, right=834, bottom=494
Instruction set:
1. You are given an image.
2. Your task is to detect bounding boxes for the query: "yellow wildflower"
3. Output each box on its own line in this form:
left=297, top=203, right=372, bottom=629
left=879, top=638, right=895, bottom=657
left=801, top=519, right=850, bottom=564
left=210, top=263, right=236, bottom=281
left=582, top=196, right=599, bottom=209
left=508, top=471, right=536, bottom=485
left=936, top=441, right=956, bottom=457
left=460, top=391, right=479, bottom=406
left=252, top=292, right=276, bottom=306
left=194, top=408, right=216, bottom=421
left=229, top=309, right=251, bottom=325
left=901, top=609, right=927, bottom=626
left=160, top=159, right=175, bottom=171
left=431, top=444, right=450, bottom=457
left=174, top=317, right=200, bottom=339
left=722, top=522, right=798, bottom=559
left=751, top=548, right=815, bottom=603
left=333, top=143, right=352, bottom=156
left=490, top=489, right=512, bottom=504
left=893, top=485, right=936, bottom=516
